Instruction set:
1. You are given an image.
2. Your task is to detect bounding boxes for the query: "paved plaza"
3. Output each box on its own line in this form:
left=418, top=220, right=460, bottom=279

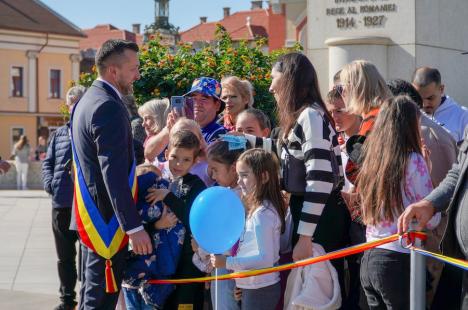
left=0, top=190, right=62, bottom=309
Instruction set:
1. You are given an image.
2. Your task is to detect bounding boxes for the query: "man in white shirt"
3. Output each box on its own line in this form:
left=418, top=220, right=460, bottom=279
left=412, top=67, right=468, bottom=144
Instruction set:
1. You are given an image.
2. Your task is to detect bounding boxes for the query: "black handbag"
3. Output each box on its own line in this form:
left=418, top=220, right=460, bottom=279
left=281, top=110, right=341, bottom=195
left=281, top=145, right=307, bottom=195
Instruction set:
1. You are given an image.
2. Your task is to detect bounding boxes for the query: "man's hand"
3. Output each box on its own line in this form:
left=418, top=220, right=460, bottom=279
left=154, top=205, right=178, bottom=229
left=128, top=230, right=153, bottom=255
left=145, top=188, right=170, bottom=205
left=397, top=199, right=436, bottom=234
left=292, top=235, right=314, bottom=262
left=210, top=254, right=227, bottom=268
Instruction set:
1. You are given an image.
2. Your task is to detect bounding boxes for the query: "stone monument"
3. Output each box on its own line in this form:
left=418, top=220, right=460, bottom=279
left=306, top=0, right=468, bottom=105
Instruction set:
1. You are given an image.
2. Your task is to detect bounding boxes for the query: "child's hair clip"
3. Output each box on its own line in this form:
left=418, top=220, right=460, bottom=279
left=219, top=134, right=247, bottom=151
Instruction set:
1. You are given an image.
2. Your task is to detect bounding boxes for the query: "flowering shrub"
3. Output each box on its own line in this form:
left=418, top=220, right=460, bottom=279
left=79, top=25, right=302, bottom=123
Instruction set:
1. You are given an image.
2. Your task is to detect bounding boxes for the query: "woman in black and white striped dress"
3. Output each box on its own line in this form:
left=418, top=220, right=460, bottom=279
left=270, top=52, right=349, bottom=261
left=246, top=53, right=350, bottom=280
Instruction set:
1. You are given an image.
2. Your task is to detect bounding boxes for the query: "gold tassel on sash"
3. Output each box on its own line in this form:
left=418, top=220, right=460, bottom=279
left=105, top=259, right=118, bottom=293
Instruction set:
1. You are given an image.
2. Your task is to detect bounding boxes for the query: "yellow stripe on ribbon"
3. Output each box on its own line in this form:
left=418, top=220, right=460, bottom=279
left=148, top=234, right=401, bottom=284
left=410, top=247, right=468, bottom=271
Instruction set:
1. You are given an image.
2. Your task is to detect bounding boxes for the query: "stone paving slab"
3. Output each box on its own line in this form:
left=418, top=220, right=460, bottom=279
left=0, top=190, right=61, bottom=309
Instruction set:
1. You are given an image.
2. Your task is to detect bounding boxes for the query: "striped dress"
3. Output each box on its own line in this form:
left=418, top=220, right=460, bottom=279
left=246, top=104, right=343, bottom=238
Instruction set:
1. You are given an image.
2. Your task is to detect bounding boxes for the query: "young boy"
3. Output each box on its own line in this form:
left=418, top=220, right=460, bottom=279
left=146, top=129, right=207, bottom=310
left=122, top=141, right=185, bottom=309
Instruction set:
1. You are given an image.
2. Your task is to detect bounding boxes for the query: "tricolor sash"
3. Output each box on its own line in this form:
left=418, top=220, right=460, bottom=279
left=70, top=108, right=137, bottom=293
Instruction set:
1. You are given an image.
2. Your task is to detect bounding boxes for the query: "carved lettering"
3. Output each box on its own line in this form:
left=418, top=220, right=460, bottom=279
left=360, top=4, right=397, bottom=13
left=327, top=0, right=397, bottom=29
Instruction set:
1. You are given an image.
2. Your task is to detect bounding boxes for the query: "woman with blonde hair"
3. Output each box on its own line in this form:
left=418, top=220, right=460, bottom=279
left=12, top=135, right=31, bottom=190
left=339, top=60, right=392, bottom=136
left=220, top=76, right=254, bottom=131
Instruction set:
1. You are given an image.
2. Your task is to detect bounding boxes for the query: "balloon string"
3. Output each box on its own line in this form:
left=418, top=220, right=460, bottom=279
left=215, top=268, right=218, bottom=310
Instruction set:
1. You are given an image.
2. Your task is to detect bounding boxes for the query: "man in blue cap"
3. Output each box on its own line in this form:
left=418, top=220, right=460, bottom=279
left=185, top=77, right=227, bottom=143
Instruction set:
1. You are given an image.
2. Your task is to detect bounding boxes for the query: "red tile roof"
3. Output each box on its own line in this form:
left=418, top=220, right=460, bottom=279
left=79, top=24, right=143, bottom=51
left=0, top=0, right=85, bottom=37
left=180, top=9, right=269, bottom=43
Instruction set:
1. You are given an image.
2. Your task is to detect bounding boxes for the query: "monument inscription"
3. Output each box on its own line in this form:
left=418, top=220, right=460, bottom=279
left=326, top=0, right=397, bottom=29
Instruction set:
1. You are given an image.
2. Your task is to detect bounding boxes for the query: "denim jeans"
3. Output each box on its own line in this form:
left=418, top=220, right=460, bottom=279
left=210, top=268, right=240, bottom=310
left=360, top=248, right=410, bottom=310
left=241, top=282, right=281, bottom=310
left=122, top=288, right=155, bottom=310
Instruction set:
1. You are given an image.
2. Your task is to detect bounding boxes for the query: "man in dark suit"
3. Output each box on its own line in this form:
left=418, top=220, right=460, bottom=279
left=71, top=39, right=152, bottom=309
left=399, top=126, right=468, bottom=309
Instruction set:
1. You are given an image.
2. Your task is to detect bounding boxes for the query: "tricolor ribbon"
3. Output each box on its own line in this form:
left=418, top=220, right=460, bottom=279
left=410, top=247, right=468, bottom=271
left=149, top=232, right=458, bottom=285
left=149, top=233, right=402, bottom=284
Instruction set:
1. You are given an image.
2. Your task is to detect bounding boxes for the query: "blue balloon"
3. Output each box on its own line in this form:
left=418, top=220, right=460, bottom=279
left=190, top=186, right=245, bottom=254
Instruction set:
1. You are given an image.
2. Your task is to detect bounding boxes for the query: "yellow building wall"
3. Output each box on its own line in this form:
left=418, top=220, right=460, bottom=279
left=38, top=53, right=71, bottom=114
left=0, top=49, right=29, bottom=112
left=0, top=115, right=37, bottom=160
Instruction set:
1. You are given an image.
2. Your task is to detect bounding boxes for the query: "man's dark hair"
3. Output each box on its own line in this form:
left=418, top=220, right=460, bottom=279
left=412, top=67, right=442, bottom=87
left=95, top=39, right=139, bottom=75
left=387, top=79, right=423, bottom=108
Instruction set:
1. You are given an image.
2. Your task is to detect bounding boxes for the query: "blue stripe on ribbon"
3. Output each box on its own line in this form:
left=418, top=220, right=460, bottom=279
left=412, top=248, right=468, bottom=271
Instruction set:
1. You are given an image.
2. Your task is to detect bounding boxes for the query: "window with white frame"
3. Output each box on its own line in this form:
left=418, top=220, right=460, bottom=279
left=50, top=69, right=61, bottom=98
left=11, top=66, right=24, bottom=97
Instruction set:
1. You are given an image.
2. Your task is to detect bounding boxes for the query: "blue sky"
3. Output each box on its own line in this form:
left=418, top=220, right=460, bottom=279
left=40, top=0, right=255, bottom=32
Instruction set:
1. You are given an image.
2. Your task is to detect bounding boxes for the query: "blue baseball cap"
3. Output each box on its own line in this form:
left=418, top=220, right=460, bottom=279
left=184, top=77, right=225, bottom=114
left=184, top=77, right=223, bottom=101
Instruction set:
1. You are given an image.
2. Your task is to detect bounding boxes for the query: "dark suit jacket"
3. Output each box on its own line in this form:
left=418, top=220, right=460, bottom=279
left=41, top=124, right=73, bottom=208
left=71, top=79, right=141, bottom=232
left=428, top=126, right=468, bottom=259
left=441, top=132, right=468, bottom=259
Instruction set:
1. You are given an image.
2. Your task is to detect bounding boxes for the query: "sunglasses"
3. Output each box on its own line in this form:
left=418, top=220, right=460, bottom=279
left=334, top=84, right=344, bottom=95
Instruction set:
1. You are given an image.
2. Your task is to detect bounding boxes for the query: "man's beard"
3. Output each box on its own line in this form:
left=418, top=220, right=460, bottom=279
left=116, top=79, right=133, bottom=96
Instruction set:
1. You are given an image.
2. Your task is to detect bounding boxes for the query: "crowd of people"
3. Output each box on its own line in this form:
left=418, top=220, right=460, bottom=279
left=41, top=39, right=468, bottom=310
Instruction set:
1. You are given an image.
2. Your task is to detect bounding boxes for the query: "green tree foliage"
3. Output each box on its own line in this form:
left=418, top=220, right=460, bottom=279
left=80, top=25, right=302, bottom=123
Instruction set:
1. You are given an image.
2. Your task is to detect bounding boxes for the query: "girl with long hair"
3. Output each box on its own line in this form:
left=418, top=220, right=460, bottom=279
left=211, top=149, right=286, bottom=310
left=357, top=96, right=440, bottom=308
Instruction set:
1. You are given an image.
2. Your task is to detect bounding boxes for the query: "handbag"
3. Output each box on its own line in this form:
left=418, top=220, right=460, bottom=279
left=281, top=110, right=341, bottom=195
